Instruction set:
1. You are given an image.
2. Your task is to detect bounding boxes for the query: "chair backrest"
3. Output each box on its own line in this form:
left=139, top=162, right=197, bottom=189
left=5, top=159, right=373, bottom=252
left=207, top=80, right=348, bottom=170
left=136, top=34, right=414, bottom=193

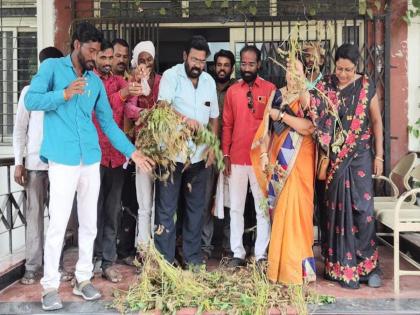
left=390, top=153, right=418, bottom=192
left=409, top=164, right=420, bottom=183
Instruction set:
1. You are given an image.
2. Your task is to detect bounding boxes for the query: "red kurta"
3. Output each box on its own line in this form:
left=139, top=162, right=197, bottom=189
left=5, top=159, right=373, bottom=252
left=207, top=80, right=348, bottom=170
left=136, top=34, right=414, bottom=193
left=222, top=77, right=276, bottom=165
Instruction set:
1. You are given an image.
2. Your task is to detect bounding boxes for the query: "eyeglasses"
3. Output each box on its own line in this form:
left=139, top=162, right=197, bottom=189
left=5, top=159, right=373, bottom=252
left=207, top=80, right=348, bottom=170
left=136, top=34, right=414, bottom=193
left=335, top=66, right=355, bottom=73
left=190, top=56, right=207, bottom=66
left=247, top=88, right=255, bottom=113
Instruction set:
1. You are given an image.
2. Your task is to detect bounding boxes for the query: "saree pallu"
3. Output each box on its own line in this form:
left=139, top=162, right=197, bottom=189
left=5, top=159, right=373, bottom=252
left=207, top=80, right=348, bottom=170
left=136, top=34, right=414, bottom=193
left=310, top=75, right=379, bottom=289
left=251, top=94, right=316, bottom=285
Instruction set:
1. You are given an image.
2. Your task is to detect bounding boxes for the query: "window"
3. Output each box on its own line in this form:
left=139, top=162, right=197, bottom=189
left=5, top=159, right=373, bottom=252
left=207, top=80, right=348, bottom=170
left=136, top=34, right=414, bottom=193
left=0, top=0, right=36, bottom=143
left=0, top=31, right=15, bottom=141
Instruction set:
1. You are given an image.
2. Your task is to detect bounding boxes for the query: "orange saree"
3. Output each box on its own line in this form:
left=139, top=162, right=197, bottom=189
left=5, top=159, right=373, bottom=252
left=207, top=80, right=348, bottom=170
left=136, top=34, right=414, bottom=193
left=251, top=90, right=316, bottom=285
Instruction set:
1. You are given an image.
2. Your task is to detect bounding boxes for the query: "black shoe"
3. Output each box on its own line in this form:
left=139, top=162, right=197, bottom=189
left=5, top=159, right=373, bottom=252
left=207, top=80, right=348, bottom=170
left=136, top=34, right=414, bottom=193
left=227, top=257, right=246, bottom=268
left=183, top=263, right=206, bottom=273
left=118, top=256, right=135, bottom=266
left=222, top=249, right=234, bottom=259
left=256, top=258, right=267, bottom=271
left=339, top=281, right=360, bottom=289
left=202, top=251, right=211, bottom=263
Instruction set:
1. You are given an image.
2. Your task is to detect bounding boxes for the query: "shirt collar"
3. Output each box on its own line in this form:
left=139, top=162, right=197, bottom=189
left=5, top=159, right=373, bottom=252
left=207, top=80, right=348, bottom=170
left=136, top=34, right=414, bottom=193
left=305, top=73, right=323, bottom=91
left=240, top=76, right=262, bottom=88
left=217, top=78, right=236, bottom=93
left=64, top=54, right=91, bottom=77
left=177, top=63, right=208, bottom=82
left=93, top=68, right=112, bottom=80
left=64, top=54, right=73, bottom=68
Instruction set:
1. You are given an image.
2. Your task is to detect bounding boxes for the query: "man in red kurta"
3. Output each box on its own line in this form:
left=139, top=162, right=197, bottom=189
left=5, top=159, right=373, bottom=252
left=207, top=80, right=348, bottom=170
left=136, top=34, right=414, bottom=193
left=222, top=45, right=276, bottom=268
left=93, top=40, right=142, bottom=282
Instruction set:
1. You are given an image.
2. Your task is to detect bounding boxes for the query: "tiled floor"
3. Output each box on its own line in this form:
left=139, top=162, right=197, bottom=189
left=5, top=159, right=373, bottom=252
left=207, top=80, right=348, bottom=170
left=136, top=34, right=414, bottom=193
left=0, top=244, right=419, bottom=314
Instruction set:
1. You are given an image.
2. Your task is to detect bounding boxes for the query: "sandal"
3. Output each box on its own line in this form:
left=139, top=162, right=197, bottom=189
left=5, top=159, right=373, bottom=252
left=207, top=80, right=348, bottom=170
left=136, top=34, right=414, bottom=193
left=102, top=266, right=122, bottom=283
left=59, top=268, right=74, bottom=282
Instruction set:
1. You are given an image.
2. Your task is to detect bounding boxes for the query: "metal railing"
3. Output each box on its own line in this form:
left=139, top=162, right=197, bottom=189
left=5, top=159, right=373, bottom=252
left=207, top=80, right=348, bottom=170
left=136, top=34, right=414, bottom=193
left=72, top=0, right=361, bottom=21
left=0, top=157, right=27, bottom=255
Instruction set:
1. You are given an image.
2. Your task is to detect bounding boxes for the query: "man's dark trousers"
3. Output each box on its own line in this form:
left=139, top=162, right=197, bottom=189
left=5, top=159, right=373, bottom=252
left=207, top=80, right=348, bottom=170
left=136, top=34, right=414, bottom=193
left=94, top=165, right=125, bottom=269
left=154, top=161, right=209, bottom=265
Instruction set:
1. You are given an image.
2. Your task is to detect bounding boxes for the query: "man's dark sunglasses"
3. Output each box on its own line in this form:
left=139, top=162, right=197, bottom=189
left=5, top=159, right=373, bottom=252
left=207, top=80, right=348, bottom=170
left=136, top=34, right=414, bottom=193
left=247, top=88, right=255, bottom=113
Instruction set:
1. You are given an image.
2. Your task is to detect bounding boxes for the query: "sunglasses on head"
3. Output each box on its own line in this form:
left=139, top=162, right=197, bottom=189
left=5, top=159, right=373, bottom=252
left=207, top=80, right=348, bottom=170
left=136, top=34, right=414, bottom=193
left=247, top=88, right=255, bottom=113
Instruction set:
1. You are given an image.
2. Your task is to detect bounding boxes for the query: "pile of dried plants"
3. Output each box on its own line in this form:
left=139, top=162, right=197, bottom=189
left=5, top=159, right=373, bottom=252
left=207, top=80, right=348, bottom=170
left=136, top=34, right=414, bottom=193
left=112, top=245, right=335, bottom=315
left=134, top=100, right=223, bottom=181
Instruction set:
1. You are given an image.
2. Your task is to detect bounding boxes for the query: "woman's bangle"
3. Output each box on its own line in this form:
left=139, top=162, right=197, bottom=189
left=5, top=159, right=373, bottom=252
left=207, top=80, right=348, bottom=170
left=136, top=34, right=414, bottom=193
left=375, top=156, right=384, bottom=162
left=260, top=152, right=268, bottom=158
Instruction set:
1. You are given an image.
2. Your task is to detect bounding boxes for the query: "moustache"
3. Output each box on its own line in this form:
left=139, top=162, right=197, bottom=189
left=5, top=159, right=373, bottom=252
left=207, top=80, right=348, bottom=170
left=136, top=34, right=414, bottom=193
left=117, top=62, right=126, bottom=67
left=217, top=70, right=226, bottom=76
left=85, top=60, right=95, bottom=70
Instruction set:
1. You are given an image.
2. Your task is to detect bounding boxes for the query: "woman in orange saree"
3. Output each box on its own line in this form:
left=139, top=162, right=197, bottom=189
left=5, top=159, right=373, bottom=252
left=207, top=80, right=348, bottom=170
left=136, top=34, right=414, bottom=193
left=251, top=61, right=316, bottom=284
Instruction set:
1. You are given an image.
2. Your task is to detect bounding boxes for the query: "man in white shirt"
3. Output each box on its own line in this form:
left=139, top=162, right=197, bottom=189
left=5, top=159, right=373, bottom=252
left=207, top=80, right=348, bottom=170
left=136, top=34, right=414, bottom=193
left=13, top=47, right=64, bottom=284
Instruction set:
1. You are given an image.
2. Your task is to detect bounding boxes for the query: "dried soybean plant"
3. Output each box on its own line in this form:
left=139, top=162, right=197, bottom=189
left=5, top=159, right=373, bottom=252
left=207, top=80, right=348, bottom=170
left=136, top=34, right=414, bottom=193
left=269, top=32, right=348, bottom=155
left=112, top=245, right=334, bottom=315
left=134, top=100, right=224, bottom=182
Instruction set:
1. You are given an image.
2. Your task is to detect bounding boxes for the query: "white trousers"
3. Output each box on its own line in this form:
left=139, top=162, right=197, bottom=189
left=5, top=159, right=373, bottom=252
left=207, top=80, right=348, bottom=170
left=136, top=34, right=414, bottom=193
left=40, top=162, right=100, bottom=290
left=135, top=167, right=155, bottom=248
left=229, top=164, right=270, bottom=260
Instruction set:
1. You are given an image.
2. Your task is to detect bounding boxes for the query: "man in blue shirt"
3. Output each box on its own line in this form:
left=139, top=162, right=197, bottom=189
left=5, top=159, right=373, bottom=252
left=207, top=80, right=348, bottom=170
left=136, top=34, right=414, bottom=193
left=25, top=22, right=153, bottom=311
left=156, top=35, right=219, bottom=269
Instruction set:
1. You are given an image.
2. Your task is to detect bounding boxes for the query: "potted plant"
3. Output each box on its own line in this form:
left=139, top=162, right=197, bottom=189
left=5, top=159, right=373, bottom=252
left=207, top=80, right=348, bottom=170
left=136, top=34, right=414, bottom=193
left=408, top=119, right=420, bottom=205
left=408, top=118, right=420, bottom=139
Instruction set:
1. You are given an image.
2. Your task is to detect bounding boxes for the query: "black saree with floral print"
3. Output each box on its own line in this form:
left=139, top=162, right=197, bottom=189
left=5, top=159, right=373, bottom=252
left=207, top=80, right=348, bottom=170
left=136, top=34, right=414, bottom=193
left=309, top=74, right=379, bottom=289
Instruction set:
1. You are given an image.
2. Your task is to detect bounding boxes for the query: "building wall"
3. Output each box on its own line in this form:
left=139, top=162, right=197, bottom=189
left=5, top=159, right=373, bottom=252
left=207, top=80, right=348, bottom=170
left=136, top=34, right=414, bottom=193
left=389, top=1, right=410, bottom=165
left=54, top=0, right=73, bottom=54
left=36, top=0, right=56, bottom=56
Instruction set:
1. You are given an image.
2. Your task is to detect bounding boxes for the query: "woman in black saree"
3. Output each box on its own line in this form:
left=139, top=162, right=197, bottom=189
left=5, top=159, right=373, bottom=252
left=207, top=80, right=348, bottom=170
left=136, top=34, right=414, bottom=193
left=308, top=44, right=384, bottom=289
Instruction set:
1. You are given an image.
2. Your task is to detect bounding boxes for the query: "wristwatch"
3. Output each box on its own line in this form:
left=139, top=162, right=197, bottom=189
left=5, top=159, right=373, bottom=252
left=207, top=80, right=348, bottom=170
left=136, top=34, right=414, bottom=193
left=279, top=112, right=285, bottom=122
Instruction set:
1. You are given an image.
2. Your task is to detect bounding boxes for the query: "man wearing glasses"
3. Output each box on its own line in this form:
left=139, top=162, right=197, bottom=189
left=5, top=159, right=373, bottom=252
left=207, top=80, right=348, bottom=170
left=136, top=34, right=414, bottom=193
left=156, top=35, right=219, bottom=269
left=222, top=45, right=275, bottom=268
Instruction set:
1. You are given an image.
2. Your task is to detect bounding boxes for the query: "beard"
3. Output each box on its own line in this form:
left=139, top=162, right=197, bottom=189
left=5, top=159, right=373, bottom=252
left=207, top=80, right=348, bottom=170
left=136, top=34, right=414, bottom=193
left=240, top=70, right=257, bottom=83
left=78, top=51, right=95, bottom=71
left=304, top=62, right=320, bottom=74
left=185, top=63, right=202, bottom=79
left=216, top=70, right=232, bottom=83
left=99, top=64, right=111, bottom=74
left=304, top=61, right=313, bottom=70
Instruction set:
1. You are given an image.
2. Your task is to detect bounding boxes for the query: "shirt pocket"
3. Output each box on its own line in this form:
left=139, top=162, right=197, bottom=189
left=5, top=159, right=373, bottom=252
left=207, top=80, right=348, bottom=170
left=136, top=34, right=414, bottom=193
left=254, top=95, right=267, bottom=120
left=198, top=101, right=211, bottom=124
